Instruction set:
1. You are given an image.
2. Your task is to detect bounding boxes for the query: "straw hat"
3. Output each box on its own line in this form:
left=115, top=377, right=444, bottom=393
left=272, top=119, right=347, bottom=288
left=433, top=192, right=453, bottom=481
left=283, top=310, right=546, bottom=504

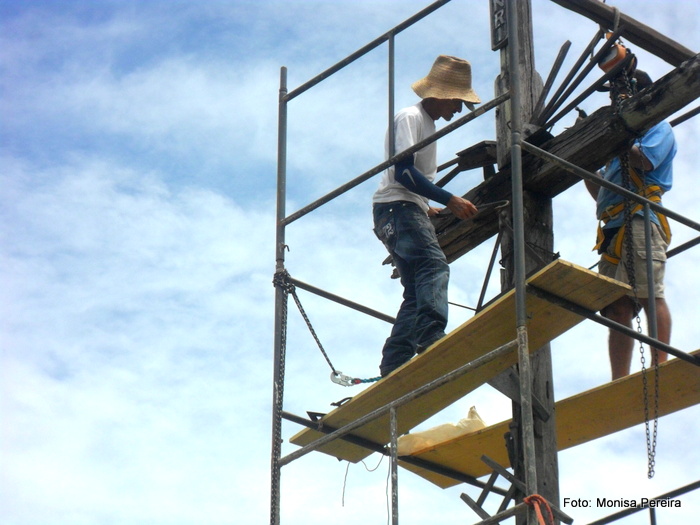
left=411, top=55, right=481, bottom=104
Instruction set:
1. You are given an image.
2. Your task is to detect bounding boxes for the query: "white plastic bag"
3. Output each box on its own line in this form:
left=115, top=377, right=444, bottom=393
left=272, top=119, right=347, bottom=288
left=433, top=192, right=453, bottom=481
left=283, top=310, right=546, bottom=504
left=396, top=406, right=486, bottom=456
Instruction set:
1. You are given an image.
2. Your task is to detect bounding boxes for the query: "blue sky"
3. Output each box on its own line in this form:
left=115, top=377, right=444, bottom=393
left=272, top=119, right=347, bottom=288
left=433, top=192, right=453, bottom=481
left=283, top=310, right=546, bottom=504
left=1, top=1, right=699, bottom=524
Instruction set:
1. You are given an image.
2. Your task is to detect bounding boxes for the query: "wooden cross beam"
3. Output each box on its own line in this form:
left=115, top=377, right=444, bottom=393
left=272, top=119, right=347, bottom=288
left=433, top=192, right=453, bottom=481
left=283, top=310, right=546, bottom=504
left=549, top=0, right=695, bottom=66
left=434, top=53, right=700, bottom=263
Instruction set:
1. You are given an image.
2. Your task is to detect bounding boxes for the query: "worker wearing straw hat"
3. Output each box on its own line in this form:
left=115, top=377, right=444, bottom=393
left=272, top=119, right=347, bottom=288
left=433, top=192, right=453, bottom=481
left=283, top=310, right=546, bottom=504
left=373, top=55, right=480, bottom=377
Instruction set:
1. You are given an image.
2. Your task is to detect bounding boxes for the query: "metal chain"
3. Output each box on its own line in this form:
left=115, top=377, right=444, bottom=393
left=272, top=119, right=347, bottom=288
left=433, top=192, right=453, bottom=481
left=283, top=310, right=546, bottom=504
left=270, top=271, right=290, bottom=524
left=611, top=69, right=659, bottom=478
left=289, top=287, right=339, bottom=376
left=638, top=311, right=659, bottom=478
left=273, top=270, right=338, bottom=375
left=651, top=354, right=660, bottom=477
left=274, top=270, right=380, bottom=386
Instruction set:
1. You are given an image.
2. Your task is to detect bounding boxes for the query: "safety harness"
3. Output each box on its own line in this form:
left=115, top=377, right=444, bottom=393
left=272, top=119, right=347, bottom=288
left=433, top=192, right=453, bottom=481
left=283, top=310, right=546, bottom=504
left=593, top=167, right=672, bottom=265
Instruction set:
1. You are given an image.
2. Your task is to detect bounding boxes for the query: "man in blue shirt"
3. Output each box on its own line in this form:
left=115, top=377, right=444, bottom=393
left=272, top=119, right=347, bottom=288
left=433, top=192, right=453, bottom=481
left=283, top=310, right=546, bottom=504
left=585, top=73, right=676, bottom=379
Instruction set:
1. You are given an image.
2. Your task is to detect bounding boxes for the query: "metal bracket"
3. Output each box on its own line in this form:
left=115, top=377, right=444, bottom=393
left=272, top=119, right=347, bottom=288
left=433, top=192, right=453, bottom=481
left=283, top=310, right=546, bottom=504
left=306, top=411, right=326, bottom=422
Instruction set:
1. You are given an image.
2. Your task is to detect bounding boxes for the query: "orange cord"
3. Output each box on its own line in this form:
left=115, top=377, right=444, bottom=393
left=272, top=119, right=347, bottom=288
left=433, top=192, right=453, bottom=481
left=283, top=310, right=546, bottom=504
left=524, top=494, right=555, bottom=525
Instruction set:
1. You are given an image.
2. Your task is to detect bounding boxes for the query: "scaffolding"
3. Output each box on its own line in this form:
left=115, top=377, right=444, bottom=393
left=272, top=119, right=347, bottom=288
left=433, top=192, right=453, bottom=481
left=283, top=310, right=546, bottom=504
left=271, top=1, right=700, bottom=523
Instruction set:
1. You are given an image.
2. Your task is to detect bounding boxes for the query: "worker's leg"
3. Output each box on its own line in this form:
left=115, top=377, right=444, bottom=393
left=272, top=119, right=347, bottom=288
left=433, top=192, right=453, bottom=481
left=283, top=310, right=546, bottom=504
left=628, top=218, right=671, bottom=367
left=374, top=202, right=418, bottom=376
left=597, top=240, right=636, bottom=380
left=394, top=204, right=448, bottom=351
left=639, top=297, right=672, bottom=366
left=379, top=272, right=417, bottom=376
left=599, top=218, right=671, bottom=378
left=373, top=202, right=448, bottom=376
left=602, top=296, right=636, bottom=380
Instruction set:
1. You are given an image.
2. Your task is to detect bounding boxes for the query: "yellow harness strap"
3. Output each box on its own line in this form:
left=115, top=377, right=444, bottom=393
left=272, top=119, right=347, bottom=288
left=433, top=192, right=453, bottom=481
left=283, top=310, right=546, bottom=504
left=593, top=169, right=672, bottom=265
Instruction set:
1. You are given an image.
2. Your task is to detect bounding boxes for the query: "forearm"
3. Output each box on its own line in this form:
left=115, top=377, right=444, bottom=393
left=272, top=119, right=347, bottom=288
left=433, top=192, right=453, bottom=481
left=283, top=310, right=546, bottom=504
left=394, top=157, right=453, bottom=205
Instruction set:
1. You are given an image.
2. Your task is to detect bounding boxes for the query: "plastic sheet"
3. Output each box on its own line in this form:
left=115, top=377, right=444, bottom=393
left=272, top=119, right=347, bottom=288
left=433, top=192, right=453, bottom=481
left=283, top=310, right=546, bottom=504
left=396, top=406, right=486, bottom=455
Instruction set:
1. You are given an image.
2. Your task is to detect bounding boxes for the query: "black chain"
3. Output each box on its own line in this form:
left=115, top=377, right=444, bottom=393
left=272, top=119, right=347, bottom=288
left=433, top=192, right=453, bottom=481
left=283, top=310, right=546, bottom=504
left=639, top=344, right=659, bottom=478
left=270, top=271, right=289, bottom=524
left=273, top=270, right=380, bottom=386
left=274, top=270, right=339, bottom=375
left=611, top=69, right=659, bottom=478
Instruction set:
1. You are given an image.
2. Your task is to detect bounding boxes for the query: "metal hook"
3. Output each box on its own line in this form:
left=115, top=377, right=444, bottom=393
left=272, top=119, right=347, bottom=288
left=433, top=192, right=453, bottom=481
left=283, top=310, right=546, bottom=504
left=330, top=371, right=354, bottom=387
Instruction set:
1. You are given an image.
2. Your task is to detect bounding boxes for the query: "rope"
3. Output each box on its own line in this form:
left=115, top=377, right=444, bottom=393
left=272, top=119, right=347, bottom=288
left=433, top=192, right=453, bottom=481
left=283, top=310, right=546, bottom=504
left=352, top=376, right=381, bottom=385
left=524, top=494, right=556, bottom=525
left=342, top=462, right=350, bottom=507
left=612, top=7, right=620, bottom=32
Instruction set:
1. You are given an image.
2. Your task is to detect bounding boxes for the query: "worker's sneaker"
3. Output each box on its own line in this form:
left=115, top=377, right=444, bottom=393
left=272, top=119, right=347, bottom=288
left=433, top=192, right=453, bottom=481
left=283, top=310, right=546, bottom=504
left=416, top=332, right=445, bottom=354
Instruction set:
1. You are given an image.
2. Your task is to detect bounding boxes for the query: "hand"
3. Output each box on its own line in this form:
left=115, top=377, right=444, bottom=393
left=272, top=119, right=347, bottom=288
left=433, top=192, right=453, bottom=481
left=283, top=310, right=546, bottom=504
left=427, top=206, right=443, bottom=217
left=446, top=195, right=478, bottom=220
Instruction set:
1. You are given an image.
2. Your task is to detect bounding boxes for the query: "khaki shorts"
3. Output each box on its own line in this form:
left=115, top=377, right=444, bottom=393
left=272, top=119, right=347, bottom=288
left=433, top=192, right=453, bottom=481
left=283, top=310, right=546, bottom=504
left=598, top=216, right=668, bottom=299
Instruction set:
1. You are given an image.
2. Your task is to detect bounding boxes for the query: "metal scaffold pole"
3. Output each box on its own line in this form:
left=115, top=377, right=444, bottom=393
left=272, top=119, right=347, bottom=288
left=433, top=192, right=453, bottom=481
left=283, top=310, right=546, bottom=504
left=506, top=0, right=538, bottom=523
left=270, top=66, right=288, bottom=525
left=268, top=1, right=700, bottom=522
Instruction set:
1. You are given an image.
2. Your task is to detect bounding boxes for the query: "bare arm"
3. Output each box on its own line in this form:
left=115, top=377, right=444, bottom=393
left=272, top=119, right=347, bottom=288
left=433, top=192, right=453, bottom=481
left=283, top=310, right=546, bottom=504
left=585, top=170, right=602, bottom=200
left=587, top=145, right=651, bottom=200
left=628, top=144, right=653, bottom=171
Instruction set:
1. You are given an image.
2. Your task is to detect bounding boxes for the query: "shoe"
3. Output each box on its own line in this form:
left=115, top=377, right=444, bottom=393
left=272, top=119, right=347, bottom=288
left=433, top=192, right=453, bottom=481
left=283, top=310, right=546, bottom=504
left=416, top=333, right=445, bottom=354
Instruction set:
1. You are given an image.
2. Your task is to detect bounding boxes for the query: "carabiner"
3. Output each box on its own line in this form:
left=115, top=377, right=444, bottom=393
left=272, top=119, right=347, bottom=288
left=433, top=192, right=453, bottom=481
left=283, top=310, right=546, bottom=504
left=330, top=371, right=354, bottom=387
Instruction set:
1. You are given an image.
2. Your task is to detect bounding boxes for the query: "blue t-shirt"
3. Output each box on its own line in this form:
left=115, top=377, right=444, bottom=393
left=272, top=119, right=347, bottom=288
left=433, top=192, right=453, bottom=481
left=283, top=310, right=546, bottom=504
left=596, top=121, right=676, bottom=229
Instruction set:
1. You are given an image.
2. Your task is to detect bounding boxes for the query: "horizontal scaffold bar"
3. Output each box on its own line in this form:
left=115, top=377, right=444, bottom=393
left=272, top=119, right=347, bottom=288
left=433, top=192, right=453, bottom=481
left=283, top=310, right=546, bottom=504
left=280, top=93, right=509, bottom=227
left=289, top=259, right=629, bottom=463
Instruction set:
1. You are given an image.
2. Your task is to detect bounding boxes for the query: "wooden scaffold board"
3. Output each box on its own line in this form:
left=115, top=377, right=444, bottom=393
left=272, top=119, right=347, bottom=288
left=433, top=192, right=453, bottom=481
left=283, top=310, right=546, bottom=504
left=289, top=259, right=629, bottom=463
left=401, top=349, right=700, bottom=488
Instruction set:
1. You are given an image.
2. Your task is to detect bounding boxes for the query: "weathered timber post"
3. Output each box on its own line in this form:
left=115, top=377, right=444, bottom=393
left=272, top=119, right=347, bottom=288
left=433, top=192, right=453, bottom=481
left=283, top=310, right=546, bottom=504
left=490, top=0, right=560, bottom=522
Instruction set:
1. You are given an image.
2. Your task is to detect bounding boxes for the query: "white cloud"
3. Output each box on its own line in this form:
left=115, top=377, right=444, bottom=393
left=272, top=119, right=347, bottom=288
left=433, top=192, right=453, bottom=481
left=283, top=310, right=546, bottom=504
left=1, top=152, right=276, bottom=524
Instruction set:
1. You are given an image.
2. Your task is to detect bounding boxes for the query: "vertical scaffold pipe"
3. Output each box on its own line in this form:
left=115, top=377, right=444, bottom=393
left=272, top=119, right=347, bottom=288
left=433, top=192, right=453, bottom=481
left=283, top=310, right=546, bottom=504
left=505, top=0, right=539, bottom=519
left=270, top=66, right=288, bottom=525
left=388, top=33, right=396, bottom=159
left=390, top=407, right=399, bottom=525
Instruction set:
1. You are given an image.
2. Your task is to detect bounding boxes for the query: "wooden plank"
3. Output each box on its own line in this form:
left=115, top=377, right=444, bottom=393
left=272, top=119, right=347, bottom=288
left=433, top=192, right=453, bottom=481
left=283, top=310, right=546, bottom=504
left=289, top=259, right=629, bottom=462
left=401, top=349, right=700, bottom=488
left=436, top=140, right=496, bottom=173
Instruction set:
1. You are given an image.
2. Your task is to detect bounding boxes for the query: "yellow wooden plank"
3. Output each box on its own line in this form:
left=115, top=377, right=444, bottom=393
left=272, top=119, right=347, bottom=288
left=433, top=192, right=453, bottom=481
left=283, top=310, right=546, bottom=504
left=289, top=259, right=629, bottom=463
left=401, top=349, right=700, bottom=488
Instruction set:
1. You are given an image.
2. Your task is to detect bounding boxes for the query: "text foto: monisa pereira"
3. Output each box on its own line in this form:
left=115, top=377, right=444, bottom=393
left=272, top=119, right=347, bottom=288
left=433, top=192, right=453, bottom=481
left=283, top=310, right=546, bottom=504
left=563, top=497, right=682, bottom=508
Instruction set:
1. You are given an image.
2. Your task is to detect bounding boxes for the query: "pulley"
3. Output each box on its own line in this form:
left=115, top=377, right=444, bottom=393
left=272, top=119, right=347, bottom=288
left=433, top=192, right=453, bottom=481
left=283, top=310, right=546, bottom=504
left=598, top=33, right=637, bottom=75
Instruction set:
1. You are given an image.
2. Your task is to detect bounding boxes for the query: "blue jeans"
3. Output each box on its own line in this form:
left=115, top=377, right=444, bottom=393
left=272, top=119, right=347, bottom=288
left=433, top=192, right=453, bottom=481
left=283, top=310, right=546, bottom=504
left=373, top=201, right=449, bottom=376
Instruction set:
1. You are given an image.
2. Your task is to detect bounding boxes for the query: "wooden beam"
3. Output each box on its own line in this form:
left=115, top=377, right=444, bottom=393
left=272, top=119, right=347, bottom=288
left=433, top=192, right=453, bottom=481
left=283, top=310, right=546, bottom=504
left=433, top=53, right=700, bottom=263
left=548, top=0, right=695, bottom=66
left=455, top=140, right=497, bottom=172
left=400, top=349, right=700, bottom=488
